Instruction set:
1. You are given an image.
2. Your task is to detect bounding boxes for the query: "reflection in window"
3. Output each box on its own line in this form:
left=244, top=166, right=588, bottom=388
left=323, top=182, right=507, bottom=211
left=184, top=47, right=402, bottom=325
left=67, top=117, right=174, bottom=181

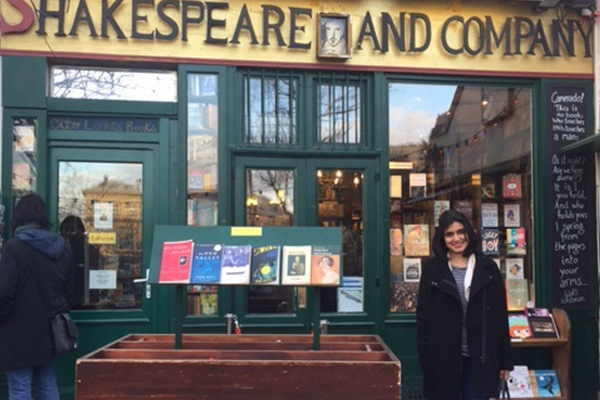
left=388, top=83, right=532, bottom=313
left=247, top=169, right=295, bottom=314
left=12, top=119, right=37, bottom=209
left=51, top=66, right=177, bottom=101
left=58, top=162, right=143, bottom=310
left=187, top=74, right=219, bottom=316
left=318, top=170, right=364, bottom=313
left=244, top=75, right=298, bottom=144
left=318, top=82, right=361, bottom=143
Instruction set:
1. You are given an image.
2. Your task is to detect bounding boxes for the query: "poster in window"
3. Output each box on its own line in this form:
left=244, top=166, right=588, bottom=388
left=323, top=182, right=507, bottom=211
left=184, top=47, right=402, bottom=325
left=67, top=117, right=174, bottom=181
left=453, top=200, right=473, bottom=224
left=404, top=224, right=430, bottom=256
left=403, top=258, right=421, bottom=282
left=481, top=229, right=500, bottom=255
left=390, top=175, right=402, bottom=198
left=506, top=258, right=525, bottom=279
left=503, top=174, right=522, bottom=199
left=94, top=202, right=114, bottom=230
left=409, top=173, right=427, bottom=198
left=481, top=181, right=496, bottom=199
left=434, top=200, right=450, bottom=226
left=504, top=204, right=521, bottom=227
left=337, top=277, right=363, bottom=313
left=390, top=228, right=403, bottom=256
left=481, top=203, right=499, bottom=227
left=506, top=228, right=527, bottom=255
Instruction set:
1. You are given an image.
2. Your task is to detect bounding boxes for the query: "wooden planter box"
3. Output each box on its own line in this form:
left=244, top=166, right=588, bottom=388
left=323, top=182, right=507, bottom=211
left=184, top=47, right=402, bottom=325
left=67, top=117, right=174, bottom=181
left=76, top=334, right=401, bottom=400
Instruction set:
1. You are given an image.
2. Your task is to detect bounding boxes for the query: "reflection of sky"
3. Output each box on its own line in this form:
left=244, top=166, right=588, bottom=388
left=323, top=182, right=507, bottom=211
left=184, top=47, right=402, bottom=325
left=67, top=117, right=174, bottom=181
left=389, top=84, right=457, bottom=146
left=248, top=170, right=295, bottom=214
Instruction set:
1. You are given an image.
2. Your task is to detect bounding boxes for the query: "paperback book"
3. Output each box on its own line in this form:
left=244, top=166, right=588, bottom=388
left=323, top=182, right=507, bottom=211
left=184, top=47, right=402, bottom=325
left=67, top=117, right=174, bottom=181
left=507, top=228, right=527, bottom=255
left=504, top=204, right=521, bottom=227
left=190, top=244, right=223, bottom=284
left=481, top=181, right=496, bottom=199
left=481, top=203, right=499, bottom=227
left=453, top=200, right=473, bottom=224
left=403, top=258, right=421, bottom=283
left=508, top=314, right=532, bottom=339
left=481, top=229, right=500, bottom=256
left=158, top=240, right=194, bottom=284
left=250, top=245, right=281, bottom=285
left=281, top=245, right=312, bottom=285
left=311, top=245, right=341, bottom=286
left=525, top=308, right=559, bottom=339
left=220, top=245, right=252, bottom=284
left=532, top=370, right=561, bottom=397
left=507, top=278, right=529, bottom=311
left=434, top=201, right=450, bottom=226
left=404, top=224, right=430, bottom=257
left=507, top=366, right=534, bottom=398
left=506, top=258, right=524, bottom=279
left=503, top=174, right=523, bottom=199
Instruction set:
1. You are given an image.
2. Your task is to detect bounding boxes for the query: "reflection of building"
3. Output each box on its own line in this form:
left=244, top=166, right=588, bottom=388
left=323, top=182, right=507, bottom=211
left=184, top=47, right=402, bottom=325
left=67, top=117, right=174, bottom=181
left=247, top=194, right=292, bottom=226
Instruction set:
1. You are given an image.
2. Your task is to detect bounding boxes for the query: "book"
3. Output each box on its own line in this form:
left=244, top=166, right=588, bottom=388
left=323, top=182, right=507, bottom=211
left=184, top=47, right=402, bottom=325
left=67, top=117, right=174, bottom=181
left=390, top=175, right=402, bottom=198
left=409, top=173, right=427, bottom=198
left=525, top=308, right=559, bottom=338
left=508, top=314, right=532, bottom=339
left=503, top=174, right=522, bottom=199
left=434, top=201, right=450, bottom=226
left=507, top=228, right=527, bottom=255
left=404, top=224, right=430, bottom=256
left=158, top=240, right=194, bottom=284
left=481, top=181, right=496, bottom=199
left=481, top=203, right=499, bottom=227
left=507, top=278, right=529, bottom=311
left=481, top=229, right=500, bottom=255
left=190, top=244, right=223, bottom=284
left=504, top=204, right=521, bottom=227
left=390, top=228, right=403, bottom=256
left=454, top=200, right=473, bottom=224
left=338, top=277, right=364, bottom=313
left=403, top=258, right=421, bottom=282
left=281, top=245, right=312, bottom=285
left=220, top=245, right=252, bottom=284
left=507, top=366, right=534, bottom=398
left=532, top=370, right=561, bottom=397
left=506, top=258, right=524, bottom=279
left=250, top=245, right=281, bottom=285
left=311, top=245, right=341, bottom=285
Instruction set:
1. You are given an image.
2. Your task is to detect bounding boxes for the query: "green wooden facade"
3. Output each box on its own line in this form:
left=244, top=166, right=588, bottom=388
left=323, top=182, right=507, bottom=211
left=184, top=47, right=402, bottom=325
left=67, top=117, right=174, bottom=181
left=1, top=55, right=598, bottom=400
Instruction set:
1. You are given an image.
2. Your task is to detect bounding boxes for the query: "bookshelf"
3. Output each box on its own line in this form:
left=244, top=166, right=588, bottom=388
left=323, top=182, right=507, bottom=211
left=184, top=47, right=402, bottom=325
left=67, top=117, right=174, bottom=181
left=510, top=308, right=571, bottom=400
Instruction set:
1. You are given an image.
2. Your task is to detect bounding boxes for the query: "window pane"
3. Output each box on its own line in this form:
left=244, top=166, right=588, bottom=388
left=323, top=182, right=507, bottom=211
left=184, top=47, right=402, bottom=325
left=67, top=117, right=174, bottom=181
left=58, top=162, right=143, bottom=310
left=51, top=66, right=177, bottom=101
left=244, top=75, right=297, bottom=145
left=246, top=169, right=295, bottom=314
left=388, top=83, right=532, bottom=313
left=317, top=170, right=364, bottom=313
left=12, top=119, right=37, bottom=209
left=318, top=83, right=361, bottom=144
left=187, top=74, right=219, bottom=316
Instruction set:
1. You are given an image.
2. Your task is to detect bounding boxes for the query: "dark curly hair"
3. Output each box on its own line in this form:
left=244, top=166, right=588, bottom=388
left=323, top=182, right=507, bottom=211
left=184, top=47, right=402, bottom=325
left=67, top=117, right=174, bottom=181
left=12, top=193, right=50, bottom=230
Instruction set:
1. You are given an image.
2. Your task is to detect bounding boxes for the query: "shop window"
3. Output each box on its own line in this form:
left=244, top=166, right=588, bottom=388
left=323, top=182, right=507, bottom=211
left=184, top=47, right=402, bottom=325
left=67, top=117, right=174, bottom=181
left=50, top=66, right=177, bottom=102
left=12, top=118, right=37, bottom=208
left=187, top=73, right=220, bottom=316
left=317, top=76, right=362, bottom=144
left=388, top=83, right=533, bottom=313
left=246, top=169, right=295, bottom=314
left=243, top=72, right=298, bottom=145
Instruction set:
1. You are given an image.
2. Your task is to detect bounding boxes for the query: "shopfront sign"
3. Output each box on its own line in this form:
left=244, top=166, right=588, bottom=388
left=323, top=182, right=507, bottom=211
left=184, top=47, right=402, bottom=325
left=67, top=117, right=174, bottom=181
left=48, top=116, right=159, bottom=133
left=1, top=0, right=592, bottom=75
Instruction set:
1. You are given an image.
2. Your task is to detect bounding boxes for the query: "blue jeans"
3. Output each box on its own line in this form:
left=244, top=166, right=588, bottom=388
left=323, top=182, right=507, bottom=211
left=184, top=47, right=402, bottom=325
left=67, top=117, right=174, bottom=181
left=6, top=362, right=60, bottom=400
left=462, top=357, right=487, bottom=400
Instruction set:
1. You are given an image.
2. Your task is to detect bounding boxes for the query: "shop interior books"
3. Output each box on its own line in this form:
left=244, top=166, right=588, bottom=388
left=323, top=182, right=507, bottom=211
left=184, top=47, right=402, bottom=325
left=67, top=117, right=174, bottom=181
left=159, top=241, right=341, bottom=286
left=507, top=366, right=561, bottom=398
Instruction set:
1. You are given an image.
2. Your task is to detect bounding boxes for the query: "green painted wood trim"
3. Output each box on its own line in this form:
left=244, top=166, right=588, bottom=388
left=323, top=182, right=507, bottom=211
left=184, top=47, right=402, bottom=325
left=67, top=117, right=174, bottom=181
left=2, top=56, right=46, bottom=109
left=71, top=318, right=151, bottom=325
left=47, top=98, right=177, bottom=115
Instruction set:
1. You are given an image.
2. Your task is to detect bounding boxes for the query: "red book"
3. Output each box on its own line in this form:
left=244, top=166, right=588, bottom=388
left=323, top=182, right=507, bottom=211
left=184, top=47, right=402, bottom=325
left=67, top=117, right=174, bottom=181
left=158, top=240, right=194, bottom=284
left=503, top=174, right=522, bottom=199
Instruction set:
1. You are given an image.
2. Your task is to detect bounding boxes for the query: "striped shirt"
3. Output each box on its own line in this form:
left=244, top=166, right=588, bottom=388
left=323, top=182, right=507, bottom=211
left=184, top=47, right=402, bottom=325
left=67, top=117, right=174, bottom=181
left=450, top=266, right=469, bottom=357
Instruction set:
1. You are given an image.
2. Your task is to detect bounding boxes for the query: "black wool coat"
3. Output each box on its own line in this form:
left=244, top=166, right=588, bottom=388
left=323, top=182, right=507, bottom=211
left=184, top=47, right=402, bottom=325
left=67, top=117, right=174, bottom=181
left=0, top=238, right=73, bottom=371
left=416, top=256, right=512, bottom=400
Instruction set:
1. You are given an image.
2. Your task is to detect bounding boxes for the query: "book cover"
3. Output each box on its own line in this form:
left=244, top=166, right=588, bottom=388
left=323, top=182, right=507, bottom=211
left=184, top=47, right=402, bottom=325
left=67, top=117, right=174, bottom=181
left=504, top=204, right=521, bottom=227
left=250, top=245, right=281, bottom=285
left=481, top=203, right=499, bottom=227
left=434, top=201, right=450, bottom=226
left=220, top=245, right=252, bottom=284
left=506, top=258, right=525, bottom=279
left=454, top=200, right=473, bottom=224
left=507, top=278, right=529, bottom=311
left=281, top=245, right=312, bottom=285
left=338, top=277, right=364, bottom=313
left=404, top=224, right=430, bottom=257
left=409, top=173, right=427, bottom=198
left=390, top=175, right=402, bottom=198
left=482, top=181, right=496, bottom=199
left=158, top=240, right=194, bottom=284
left=525, top=310, right=559, bottom=339
left=403, top=258, right=422, bottom=282
left=507, top=228, right=527, bottom=255
left=533, top=370, right=561, bottom=397
left=503, top=174, right=523, bottom=199
left=311, top=245, right=341, bottom=285
left=190, top=244, right=223, bottom=284
left=509, top=314, right=532, bottom=339
left=390, top=228, right=403, bottom=256
left=507, top=366, right=534, bottom=398
left=481, top=229, right=500, bottom=255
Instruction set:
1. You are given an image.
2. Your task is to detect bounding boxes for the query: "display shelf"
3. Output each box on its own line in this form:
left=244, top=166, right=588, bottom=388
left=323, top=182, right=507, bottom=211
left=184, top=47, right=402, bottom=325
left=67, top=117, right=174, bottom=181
left=510, top=308, right=571, bottom=400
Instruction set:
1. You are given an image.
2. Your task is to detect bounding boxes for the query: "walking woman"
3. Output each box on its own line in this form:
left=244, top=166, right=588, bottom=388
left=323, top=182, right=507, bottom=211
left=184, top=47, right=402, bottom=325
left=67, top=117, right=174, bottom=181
left=417, top=210, right=512, bottom=400
left=0, top=194, right=74, bottom=400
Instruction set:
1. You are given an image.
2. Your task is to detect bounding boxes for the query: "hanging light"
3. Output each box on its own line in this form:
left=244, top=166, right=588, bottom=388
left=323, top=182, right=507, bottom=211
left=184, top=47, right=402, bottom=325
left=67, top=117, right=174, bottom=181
left=353, top=176, right=360, bottom=185
left=317, top=170, right=323, bottom=178
left=336, top=170, right=342, bottom=178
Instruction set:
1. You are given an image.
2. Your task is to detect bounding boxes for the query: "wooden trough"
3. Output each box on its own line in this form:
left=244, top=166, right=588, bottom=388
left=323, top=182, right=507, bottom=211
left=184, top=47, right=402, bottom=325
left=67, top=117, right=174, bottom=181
left=76, top=334, right=401, bottom=400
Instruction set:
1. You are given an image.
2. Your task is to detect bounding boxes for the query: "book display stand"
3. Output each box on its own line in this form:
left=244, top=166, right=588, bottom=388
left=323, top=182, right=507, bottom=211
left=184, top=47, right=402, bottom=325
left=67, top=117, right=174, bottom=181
left=511, top=308, right=571, bottom=400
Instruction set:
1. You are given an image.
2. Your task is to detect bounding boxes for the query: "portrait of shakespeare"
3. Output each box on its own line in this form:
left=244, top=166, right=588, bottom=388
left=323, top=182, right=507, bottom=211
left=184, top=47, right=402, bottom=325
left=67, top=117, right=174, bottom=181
left=319, top=16, right=350, bottom=57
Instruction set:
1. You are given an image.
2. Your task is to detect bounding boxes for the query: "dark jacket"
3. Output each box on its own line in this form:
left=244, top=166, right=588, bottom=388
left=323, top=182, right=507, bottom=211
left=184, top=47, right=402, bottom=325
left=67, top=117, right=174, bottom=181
left=0, top=228, right=74, bottom=371
left=416, top=255, right=512, bottom=400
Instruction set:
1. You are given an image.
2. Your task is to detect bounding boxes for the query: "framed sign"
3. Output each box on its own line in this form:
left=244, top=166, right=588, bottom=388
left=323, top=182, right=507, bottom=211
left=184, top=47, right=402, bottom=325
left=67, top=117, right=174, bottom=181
left=317, top=13, right=352, bottom=59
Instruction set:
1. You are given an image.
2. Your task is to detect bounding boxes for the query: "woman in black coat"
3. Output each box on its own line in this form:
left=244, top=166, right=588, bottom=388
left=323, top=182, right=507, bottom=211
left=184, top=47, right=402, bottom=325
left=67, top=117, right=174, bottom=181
left=417, top=210, right=512, bottom=400
left=0, top=194, right=74, bottom=400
